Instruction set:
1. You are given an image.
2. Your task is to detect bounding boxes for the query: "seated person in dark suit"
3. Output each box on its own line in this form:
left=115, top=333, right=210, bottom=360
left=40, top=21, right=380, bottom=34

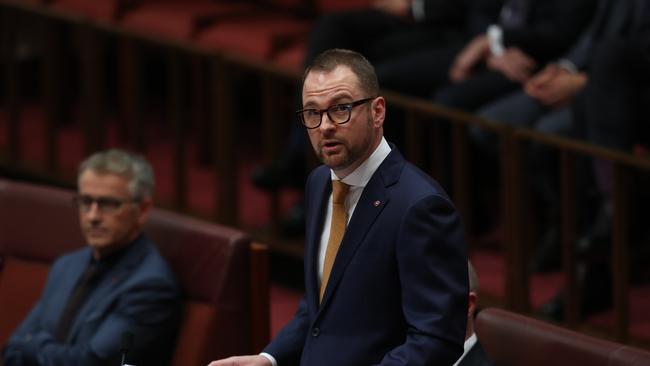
left=470, top=0, right=631, bottom=272
left=2, top=149, right=181, bottom=366
left=539, top=0, right=650, bottom=321
left=457, top=261, right=495, bottom=366
left=432, top=0, right=596, bottom=111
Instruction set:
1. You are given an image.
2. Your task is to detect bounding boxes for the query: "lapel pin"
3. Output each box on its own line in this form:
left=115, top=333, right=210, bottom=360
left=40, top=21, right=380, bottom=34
left=373, top=200, right=381, bottom=207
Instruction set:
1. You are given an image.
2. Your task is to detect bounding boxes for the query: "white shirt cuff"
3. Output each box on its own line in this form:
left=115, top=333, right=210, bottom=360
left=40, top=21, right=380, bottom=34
left=556, top=59, right=578, bottom=74
left=260, top=352, right=278, bottom=366
left=487, top=24, right=505, bottom=56
left=411, top=0, right=425, bottom=21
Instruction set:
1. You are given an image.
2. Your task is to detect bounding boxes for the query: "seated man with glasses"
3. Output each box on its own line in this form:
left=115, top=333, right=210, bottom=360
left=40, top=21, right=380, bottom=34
left=2, top=149, right=181, bottom=366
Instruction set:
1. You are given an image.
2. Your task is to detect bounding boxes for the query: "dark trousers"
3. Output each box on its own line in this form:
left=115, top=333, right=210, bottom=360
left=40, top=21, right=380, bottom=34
left=433, top=70, right=521, bottom=112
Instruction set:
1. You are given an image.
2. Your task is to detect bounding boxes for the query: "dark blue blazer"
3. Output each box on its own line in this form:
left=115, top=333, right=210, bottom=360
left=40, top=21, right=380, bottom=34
left=3, top=234, right=181, bottom=366
left=264, top=147, right=468, bottom=366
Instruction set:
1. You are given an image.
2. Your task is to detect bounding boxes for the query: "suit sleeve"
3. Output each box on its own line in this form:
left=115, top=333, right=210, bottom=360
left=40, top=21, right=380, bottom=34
left=465, top=0, right=503, bottom=37
left=503, top=0, right=597, bottom=61
left=262, top=296, right=310, bottom=365
left=4, top=276, right=180, bottom=366
left=378, top=194, right=468, bottom=366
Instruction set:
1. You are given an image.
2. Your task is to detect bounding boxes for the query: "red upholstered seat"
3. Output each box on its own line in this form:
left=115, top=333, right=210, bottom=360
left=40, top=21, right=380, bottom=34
left=119, top=1, right=258, bottom=40
left=5, top=0, right=44, bottom=5
left=196, top=15, right=311, bottom=59
left=50, top=0, right=124, bottom=22
left=169, top=302, right=218, bottom=366
left=476, top=307, right=650, bottom=366
left=316, top=0, right=374, bottom=12
left=194, top=0, right=374, bottom=63
left=0, top=180, right=83, bottom=262
left=273, top=41, right=306, bottom=72
left=0, top=258, right=50, bottom=346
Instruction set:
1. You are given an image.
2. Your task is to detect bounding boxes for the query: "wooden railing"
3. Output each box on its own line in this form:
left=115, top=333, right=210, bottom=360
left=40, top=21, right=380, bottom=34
left=2, top=0, right=649, bottom=345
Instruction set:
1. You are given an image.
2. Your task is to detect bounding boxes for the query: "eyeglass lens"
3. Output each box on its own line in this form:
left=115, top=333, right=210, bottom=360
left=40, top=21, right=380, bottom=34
left=75, top=195, right=127, bottom=212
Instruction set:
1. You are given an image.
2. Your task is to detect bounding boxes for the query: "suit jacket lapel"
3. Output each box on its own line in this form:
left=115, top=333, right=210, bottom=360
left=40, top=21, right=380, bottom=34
left=319, top=148, right=404, bottom=307
left=305, top=169, right=331, bottom=310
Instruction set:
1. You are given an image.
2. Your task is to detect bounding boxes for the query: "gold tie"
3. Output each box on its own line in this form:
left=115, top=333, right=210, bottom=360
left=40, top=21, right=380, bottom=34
left=320, top=180, right=350, bottom=302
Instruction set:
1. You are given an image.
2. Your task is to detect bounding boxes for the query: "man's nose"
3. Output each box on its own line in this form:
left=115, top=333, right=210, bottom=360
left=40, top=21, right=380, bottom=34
left=86, top=202, right=102, bottom=220
left=320, top=112, right=337, bottom=131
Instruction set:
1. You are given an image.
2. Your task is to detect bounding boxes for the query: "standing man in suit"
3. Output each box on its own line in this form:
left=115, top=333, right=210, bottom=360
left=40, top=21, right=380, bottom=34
left=2, top=149, right=181, bottom=366
left=210, top=48, right=468, bottom=366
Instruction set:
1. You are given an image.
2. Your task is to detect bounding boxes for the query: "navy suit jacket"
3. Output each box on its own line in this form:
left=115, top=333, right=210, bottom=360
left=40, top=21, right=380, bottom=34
left=3, top=234, right=181, bottom=366
left=264, top=147, right=468, bottom=366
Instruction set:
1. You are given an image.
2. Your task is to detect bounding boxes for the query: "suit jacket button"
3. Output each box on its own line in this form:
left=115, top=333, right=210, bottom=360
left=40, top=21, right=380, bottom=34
left=312, top=327, right=320, bottom=337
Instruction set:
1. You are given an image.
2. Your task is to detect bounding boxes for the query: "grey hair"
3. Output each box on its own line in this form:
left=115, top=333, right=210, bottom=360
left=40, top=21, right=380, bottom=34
left=468, top=260, right=480, bottom=294
left=78, top=149, right=155, bottom=200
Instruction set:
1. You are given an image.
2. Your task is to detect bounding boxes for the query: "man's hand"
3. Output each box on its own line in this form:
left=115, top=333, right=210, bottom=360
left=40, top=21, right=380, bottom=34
left=486, top=47, right=536, bottom=83
left=207, top=355, right=273, bottom=366
left=449, top=35, right=490, bottom=82
left=524, top=64, right=588, bottom=107
left=525, top=63, right=561, bottom=91
left=372, top=0, right=411, bottom=18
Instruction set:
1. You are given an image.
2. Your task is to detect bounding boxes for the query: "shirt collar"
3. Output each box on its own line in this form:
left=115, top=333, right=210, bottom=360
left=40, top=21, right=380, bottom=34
left=331, top=137, right=391, bottom=187
left=453, top=332, right=478, bottom=366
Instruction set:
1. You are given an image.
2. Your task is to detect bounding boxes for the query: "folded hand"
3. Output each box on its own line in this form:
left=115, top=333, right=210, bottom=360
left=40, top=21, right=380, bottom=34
left=487, top=47, right=536, bottom=83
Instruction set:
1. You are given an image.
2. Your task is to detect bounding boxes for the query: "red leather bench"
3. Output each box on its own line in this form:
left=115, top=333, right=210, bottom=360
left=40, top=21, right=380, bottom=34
left=0, top=178, right=269, bottom=365
left=476, top=307, right=650, bottom=366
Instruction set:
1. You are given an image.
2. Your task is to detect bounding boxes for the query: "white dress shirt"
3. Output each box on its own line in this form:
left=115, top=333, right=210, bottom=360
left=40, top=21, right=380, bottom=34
left=317, top=137, right=391, bottom=283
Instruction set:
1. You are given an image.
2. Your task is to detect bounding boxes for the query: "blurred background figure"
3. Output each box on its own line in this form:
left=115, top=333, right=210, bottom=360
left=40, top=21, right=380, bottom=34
left=456, top=261, right=495, bottom=366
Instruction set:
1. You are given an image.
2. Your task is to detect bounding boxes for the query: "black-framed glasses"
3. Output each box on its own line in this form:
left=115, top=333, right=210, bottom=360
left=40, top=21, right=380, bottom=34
left=296, top=97, right=374, bottom=129
left=73, top=195, right=138, bottom=214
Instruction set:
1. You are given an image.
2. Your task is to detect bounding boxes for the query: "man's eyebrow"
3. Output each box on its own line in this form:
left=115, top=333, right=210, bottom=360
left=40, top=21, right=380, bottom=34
left=303, top=94, right=353, bottom=108
left=301, top=101, right=318, bottom=109
left=330, top=93, right=353, bottom=103
left=330, top=98, right=354, bottom=105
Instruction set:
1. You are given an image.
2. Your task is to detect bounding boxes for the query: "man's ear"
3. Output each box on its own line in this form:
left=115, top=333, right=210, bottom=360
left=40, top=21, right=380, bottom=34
left=137, top=198, right=153, bottom=226
left=372, top=96, right=386, bottom=127
left=468, top=291, right=478, bottom=318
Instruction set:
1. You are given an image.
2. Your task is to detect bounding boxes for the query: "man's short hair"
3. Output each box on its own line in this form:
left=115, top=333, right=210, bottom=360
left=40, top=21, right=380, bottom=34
left=78, top=149, right=155, bottom=200
left=468, top=260, right=480, bottom=294
left=303, top=48, right=380, bottom=99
